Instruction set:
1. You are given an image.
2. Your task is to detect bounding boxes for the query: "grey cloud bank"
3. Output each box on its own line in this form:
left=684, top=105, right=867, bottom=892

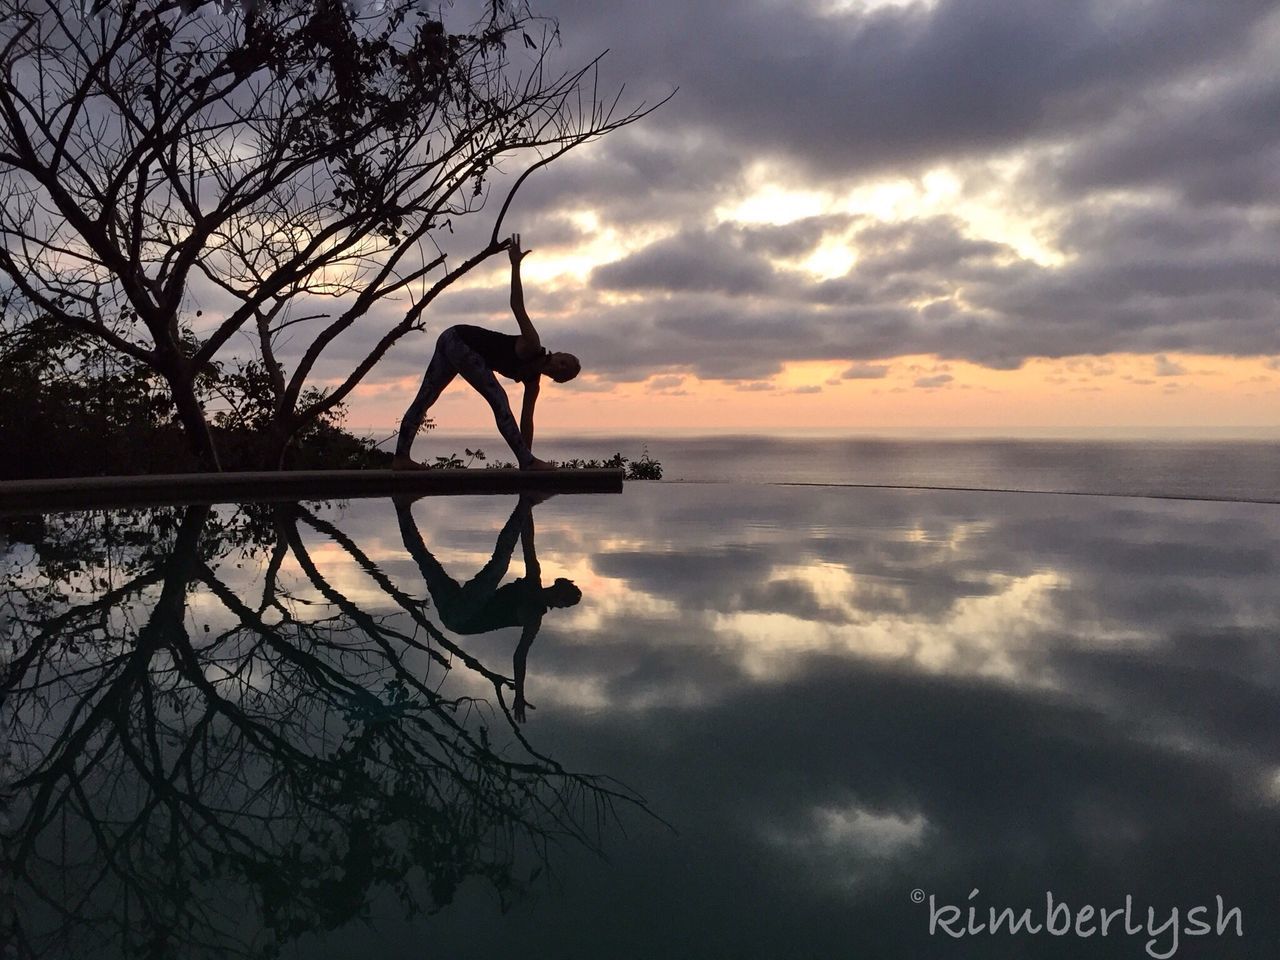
left=480, top=0, right=1280, bottom=381
left=292, top=0, right=1280, bottom=388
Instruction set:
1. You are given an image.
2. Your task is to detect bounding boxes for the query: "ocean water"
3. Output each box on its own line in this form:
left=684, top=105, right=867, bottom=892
left=415, top=433, right=1280, bottom=502
left=4, top=460, right=1279, bottom=957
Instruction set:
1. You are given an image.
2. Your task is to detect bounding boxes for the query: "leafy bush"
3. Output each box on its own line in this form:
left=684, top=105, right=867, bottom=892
left=626, top=448, right=663, bottom=480
left=459, top=448, right=662, bottom=479
left=0, top=319, right=392, bottom=478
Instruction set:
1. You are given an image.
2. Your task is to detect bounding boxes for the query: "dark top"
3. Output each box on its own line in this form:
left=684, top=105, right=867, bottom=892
left=454, top=324, right=546, bottom=382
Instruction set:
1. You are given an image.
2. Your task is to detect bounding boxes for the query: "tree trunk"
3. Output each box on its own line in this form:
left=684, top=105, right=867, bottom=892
left=164, top=369, right=222, bottom=472
left=264, top=417, right=296, bottom=472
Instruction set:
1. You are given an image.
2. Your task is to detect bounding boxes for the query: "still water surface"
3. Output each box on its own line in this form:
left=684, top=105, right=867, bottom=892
left=418, top=434, right=1280, bottom=501
left=3, top=482, right=1278, bottom=958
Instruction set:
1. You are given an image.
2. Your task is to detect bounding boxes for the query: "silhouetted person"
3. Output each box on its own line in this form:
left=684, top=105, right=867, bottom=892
left=395, top=493, right=581, bottom=721
left=394, top=234, right=580, bottom=471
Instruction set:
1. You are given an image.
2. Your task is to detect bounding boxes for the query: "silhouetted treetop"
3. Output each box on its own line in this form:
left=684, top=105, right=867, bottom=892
left=0, top=0, right=664, bottom=470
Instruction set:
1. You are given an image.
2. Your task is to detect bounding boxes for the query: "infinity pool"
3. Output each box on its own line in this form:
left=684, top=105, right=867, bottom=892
left=3, top=483, right=1278, bottom=958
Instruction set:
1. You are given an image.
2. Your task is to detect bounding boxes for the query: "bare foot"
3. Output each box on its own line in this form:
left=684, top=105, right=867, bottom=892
left=392, top=455, right=431, bottom=471
left=522, top=457, right=558, bottom=471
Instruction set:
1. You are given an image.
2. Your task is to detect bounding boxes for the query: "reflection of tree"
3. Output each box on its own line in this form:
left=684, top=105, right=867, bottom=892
left=1, top=502, right=638, bottom=959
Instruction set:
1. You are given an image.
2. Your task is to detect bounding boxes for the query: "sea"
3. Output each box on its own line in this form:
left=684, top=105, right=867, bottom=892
left=392, top=431, right=1280, bottom=503
left=8, top=430, right=1280, bottom=958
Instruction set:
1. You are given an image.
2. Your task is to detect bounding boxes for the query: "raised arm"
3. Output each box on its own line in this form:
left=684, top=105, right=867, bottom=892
left=514, top=499, right=543, bottom=722
left=507, top=233, right=541, bottom=354
left=519, top=497, right=541, bottom=584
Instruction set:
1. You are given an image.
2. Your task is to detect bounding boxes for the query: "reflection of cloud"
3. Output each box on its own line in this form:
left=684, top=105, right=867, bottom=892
left=52, top=485, right=1276, bottom=956
left=571, top=482, right=1280, bottom=770
left=713, top=570, right=1064, bottom=688
left=405, top=486, right=1280, bottom=952
left=762, top=803, right=929, bottom=880
left=810, top=805, right=928, bottom=855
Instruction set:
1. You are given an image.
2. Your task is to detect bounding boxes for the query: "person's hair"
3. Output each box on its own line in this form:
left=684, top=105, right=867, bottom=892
left=550, top=352, right=581, bottom=383
left=544, top=577, right=582, bottom=608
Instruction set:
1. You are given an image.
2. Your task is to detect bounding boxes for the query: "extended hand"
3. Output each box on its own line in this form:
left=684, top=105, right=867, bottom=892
left=514, top=693, right=535, bottom=723
left=507, top=232, right=533, bottom=265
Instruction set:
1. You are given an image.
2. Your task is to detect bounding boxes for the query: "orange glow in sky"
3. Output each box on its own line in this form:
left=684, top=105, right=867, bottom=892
left=342, top=352, right=1280, bottom=438
left=325, top=156, right=1279, bottom=441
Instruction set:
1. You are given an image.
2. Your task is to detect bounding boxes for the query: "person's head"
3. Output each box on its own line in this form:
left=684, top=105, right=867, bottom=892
left=542, top=577, right=582, bottom=608
left=543, top=352, right=580, bottom=383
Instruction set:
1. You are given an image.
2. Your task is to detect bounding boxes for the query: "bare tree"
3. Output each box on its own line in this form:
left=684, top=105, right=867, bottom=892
left=0, top=0, right=662, bottom=469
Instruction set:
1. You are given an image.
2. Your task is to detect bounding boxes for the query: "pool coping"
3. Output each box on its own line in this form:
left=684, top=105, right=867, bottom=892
left=0, top=468, right=624, bottom=514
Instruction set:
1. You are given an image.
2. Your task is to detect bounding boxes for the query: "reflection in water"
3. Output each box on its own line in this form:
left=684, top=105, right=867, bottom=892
left=4, top=484, right=1280, bottom=958
left=1, top=502, right=635, bottom=959
left=396, top=494, right=582, bottom=722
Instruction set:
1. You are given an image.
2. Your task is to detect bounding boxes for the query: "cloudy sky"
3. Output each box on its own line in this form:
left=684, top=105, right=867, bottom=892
left=341, top=0, right=1280, bottom=435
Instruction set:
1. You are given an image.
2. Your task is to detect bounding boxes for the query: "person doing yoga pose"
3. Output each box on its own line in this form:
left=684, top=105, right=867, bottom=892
left=393, top=234, right=580, bottom=471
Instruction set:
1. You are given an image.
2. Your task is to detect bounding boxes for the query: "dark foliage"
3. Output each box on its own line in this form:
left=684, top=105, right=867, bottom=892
left=0, top=0, right=663, bottom=470
left=0, top=319, right=390, bottom=478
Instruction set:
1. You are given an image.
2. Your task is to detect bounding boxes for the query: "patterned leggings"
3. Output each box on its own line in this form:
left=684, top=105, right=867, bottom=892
left=396, top=326, right=534, bottom=467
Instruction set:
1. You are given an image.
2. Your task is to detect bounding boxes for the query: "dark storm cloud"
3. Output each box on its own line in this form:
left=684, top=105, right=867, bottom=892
left=540, top=0, right=1278, bottom=179
left=284, top=0, right=1280, bottom=388
left=498, top=127, right=747, bottom=228
left=851, top=217, right=1011, bottom=276
left=646, top=374, right=685, bottom=391
left=842, top=363, right=890, bottom=379
left=592, top=227, right=779, bottom=295
left=475, top=0, right=1278, bottom=377
left=563, top=207, right=1279, bottom=379
left=1052, top=71, right=1280, bottom=206
left=592, top=217, right=856, bottom=294
left=913, top=373, right=953, bottom=388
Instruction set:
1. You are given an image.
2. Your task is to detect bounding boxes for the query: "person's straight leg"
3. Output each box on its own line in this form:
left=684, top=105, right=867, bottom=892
left=455, top=500, right=524, bottom=610
left=394, top=501, right=464, bottom=619
left=395, top=331, right=458, bottom=458
left=441, top=333, right=535, bottom=468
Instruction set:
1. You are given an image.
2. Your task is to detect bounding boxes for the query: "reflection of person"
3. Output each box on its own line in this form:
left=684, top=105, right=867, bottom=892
left=395, top=494, right=581, bottom=721
left=393, top=234, right=580, bottom=471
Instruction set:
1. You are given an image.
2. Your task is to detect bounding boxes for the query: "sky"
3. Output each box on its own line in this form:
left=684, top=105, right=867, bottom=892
left=332, top=0, right=1280, bottom=436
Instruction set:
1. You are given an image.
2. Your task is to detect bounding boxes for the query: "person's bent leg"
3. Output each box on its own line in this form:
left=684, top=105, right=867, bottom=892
left=394, top=500, right=464, bottom=614
left=395, top=332, right=458, bottom=463
left=443, top=333, right=537, bottom=468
